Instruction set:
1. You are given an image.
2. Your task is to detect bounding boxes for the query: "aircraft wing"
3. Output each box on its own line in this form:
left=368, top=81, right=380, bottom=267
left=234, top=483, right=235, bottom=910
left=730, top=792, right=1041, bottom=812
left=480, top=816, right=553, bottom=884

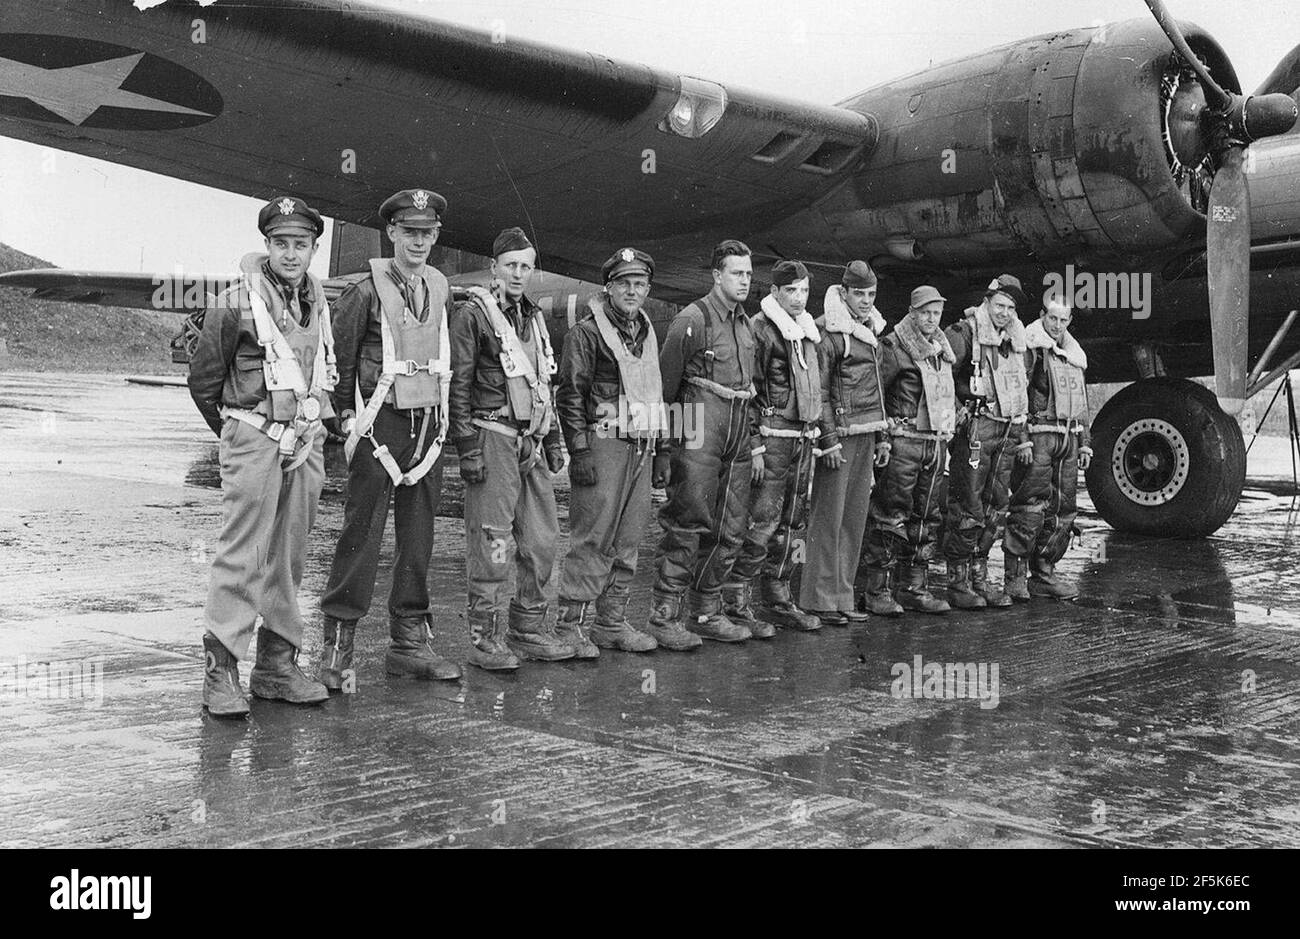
left=0, top=0, right=876, bottom=303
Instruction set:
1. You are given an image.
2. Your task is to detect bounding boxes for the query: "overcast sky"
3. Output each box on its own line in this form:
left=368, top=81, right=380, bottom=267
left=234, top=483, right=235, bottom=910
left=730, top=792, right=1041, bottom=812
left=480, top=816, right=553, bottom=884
left=1, top=0, right=1296, bottom=275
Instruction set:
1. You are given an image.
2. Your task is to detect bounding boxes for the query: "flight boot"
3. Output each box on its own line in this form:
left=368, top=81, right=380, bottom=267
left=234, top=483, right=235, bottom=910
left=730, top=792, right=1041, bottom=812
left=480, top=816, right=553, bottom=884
left=861, top=566, right=904, bottom=617
left=552, top=598, right=600, bottom=660
left=468, top=609, right=520, bottom=671
left=387, top=614, right=463, bottom=680
left=591, top=585, right=658, bottom=652
left=724, top=581, right=776, bottom=638
left=1028, top=558, right=1078, bottom=600
left=249, top=628, right=329, bottom=704
left=642, top=591, right=702, bottom=651
left=945, top=558, right=987, bottom=610
left=505, top=601, right=576, bottom=662
left=1004, top=553, right=1031, bottom=603
left=759, top=579, right=821, bottom=632
left=896, top=563, right=951, bottom=614
left=684, top=588, right=751, bottom=643
left=971, top=557, right=1013, bottom=608
left=319, top=616, right=357, bottom=691
left=202, top=631, right=249, bottom=718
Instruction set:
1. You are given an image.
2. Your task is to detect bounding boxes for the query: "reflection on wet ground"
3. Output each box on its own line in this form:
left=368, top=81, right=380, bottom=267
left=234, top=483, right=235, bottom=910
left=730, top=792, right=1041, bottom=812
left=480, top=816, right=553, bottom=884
left=1, top=374, right=1297, bottom=847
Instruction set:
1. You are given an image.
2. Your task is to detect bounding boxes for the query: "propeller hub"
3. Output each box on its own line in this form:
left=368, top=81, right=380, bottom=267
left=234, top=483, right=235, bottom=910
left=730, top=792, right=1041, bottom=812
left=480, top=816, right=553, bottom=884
left=1238, top=92, right=1300, bottom=142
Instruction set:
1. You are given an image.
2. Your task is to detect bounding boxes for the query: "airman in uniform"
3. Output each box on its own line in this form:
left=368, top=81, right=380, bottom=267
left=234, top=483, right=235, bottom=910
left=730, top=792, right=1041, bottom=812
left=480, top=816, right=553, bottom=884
left=450, top=227, right=571, bottom=669
left=318, top=188, right=461, bottom=689
left=862, top=286, right=958, bottom=615
left=942, top=274, right=1033, bottom=610
left=724, top=260, right=824, bottom=635
left=189, top=195, right=334, bottom=716
left=1005, top=297, right=1092, bottom=600
left=552, top=247, right=664, bottom=654
left=800, top=260, right=890, bottom=623
left=647, top=239, right=759, bottom=648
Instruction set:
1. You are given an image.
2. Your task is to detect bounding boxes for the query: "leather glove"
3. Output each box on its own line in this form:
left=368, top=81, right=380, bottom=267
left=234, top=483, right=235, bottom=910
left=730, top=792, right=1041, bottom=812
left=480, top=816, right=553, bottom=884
left=544, top=443, right=567, bottom=475
left=750, top=451, right=766, bottom=485
left=569, top=448, right=597, bottom=486
left=457, top=434, right=487, bottom=485
left=323, top=416, right=344, bottom=440
left=874, top=442, right=891, bottom=468
left=652, top=452, right=672, bottom=489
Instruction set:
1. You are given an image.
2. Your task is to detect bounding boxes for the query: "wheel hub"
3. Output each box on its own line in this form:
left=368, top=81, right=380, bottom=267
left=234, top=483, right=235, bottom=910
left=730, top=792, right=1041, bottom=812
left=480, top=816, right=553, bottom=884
left=1112, top=419, right=1190, bottom=505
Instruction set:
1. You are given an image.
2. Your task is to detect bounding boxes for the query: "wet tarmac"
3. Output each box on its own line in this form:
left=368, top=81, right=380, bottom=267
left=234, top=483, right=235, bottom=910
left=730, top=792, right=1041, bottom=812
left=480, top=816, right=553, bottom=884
left=1, top=372, right=1298, bottom=848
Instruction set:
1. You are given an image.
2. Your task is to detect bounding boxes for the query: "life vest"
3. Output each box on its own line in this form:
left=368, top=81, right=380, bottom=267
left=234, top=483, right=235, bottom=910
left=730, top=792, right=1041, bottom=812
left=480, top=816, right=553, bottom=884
left=342, top=260, right=451, bottom=487
left=1025, top=318, right=1088, bottom=421
left=241, top=254, right=336, bottom=424
left=588, top=294, right=668, bottom=437
left=367, top=258, right=450, bottom=410
left=464, top=285, right=557, bottom=440
left=894, top=313, right=957, bottom=434
left=967, top=305, right=1028, bottom=419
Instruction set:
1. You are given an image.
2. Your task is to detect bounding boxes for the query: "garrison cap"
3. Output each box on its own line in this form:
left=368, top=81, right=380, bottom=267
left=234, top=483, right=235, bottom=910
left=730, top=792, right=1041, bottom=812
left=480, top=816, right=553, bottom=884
left=771, top=259, right=810, bottom=287
left=985, top=273, right=1028, bottom=309
left=910, top=285, right=947, bottom=309
left=602, top=247, right=654, bottom=282
left=492, top=226, right=535, bottom=259
left=379, top=188, right=447, bottom=229
left=258, top=195, right=324, bottom=238
left=842, top=260, right=877, bottom=288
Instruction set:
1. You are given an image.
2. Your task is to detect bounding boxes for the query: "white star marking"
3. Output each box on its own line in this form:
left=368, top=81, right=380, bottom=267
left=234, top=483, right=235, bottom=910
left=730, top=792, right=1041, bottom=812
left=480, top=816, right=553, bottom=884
left=0, top=53, right=213, bottom=126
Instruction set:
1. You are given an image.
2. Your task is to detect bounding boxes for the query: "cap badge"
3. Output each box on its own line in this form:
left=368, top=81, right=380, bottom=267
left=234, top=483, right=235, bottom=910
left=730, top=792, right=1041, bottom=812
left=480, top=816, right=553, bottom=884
left=988, top=278, right=1002, bottom=291
left=620, top=248, right=635, bottom=262
left=412, top=190, right=429, bottom=210
left=278, top=197, right=296, bottom=216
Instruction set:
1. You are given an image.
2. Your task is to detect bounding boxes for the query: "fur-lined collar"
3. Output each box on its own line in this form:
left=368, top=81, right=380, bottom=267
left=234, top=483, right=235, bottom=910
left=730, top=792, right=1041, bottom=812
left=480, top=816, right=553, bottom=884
left=967, top=303, right=1026, bottom=352
left=1025, top=318, right=1087, bottom=369
left=760, top=294, right=819, bottom=342
left=895, top=313, right=956, bottom=364
left=820, top=285, right=884, bottom=346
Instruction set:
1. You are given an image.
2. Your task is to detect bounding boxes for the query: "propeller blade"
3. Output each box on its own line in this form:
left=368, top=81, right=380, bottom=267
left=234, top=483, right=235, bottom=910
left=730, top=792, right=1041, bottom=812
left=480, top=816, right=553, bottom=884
left=1205, top=147, right=1251, bottom=414
left=1256, top=43, right=1300, bottom=98
left=1143, top=0, right=1231, bottom=110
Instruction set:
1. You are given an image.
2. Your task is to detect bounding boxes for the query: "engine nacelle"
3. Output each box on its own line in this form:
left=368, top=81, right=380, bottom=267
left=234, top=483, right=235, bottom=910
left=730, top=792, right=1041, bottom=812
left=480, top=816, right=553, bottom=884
left=833, top=18, right=1237, bottom=270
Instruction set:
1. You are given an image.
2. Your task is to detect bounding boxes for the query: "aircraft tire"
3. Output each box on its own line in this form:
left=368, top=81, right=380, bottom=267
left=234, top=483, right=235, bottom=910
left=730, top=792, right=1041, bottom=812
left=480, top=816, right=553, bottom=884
left=1085, top=377, right=1245, bottom=538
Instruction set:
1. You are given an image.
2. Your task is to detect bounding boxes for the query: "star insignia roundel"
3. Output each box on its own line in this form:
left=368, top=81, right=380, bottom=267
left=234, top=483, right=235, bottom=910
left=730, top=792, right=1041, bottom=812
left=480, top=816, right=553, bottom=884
left=278, top=197, right=297, bottom=215
left=412, top=190, right=429, bottom=210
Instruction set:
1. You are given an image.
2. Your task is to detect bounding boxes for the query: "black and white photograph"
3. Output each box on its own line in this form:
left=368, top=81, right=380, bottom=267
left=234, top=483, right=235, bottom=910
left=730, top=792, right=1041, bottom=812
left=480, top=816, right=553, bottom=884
left=0, top=0, right=1296, bottom=895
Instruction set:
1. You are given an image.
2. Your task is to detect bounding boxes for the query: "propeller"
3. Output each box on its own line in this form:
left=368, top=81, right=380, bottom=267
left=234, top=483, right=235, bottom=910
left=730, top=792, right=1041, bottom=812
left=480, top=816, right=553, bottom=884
left=1256, top=42, right=1300, bottom=102
left=1143, top=0, right=1299, bottom=414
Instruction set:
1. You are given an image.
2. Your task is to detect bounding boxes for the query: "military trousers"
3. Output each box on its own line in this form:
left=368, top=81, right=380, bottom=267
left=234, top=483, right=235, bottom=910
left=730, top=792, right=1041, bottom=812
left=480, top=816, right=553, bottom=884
left=653, top=391, right=752, bottom=598
left=1006, top=429, right=1079, bottom=564
left=204, top=417, right=324, bottom=660
left=863, top=434, right=946, bottom=569
left=800, top=432, right=875, bottom=612
left=321, top=404, right=444, bottom=623
left=463, top=426, right=559, bottom=616
left=558, top=433, right=655, bottom=601
left=732, top=427, right=816, bottom=587
left=943, top=416, right=1018, bottom=559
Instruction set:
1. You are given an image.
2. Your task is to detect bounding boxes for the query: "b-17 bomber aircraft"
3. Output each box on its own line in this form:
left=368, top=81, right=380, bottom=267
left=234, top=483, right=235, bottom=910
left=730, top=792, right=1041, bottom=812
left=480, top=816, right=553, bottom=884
left=1, top=0, right=1298, bottom=538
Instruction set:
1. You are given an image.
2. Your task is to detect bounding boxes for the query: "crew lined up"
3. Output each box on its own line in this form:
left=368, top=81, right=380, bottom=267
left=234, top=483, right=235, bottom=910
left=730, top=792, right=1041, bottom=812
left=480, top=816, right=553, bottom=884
left=187, top=189, right=1090, bottom=717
